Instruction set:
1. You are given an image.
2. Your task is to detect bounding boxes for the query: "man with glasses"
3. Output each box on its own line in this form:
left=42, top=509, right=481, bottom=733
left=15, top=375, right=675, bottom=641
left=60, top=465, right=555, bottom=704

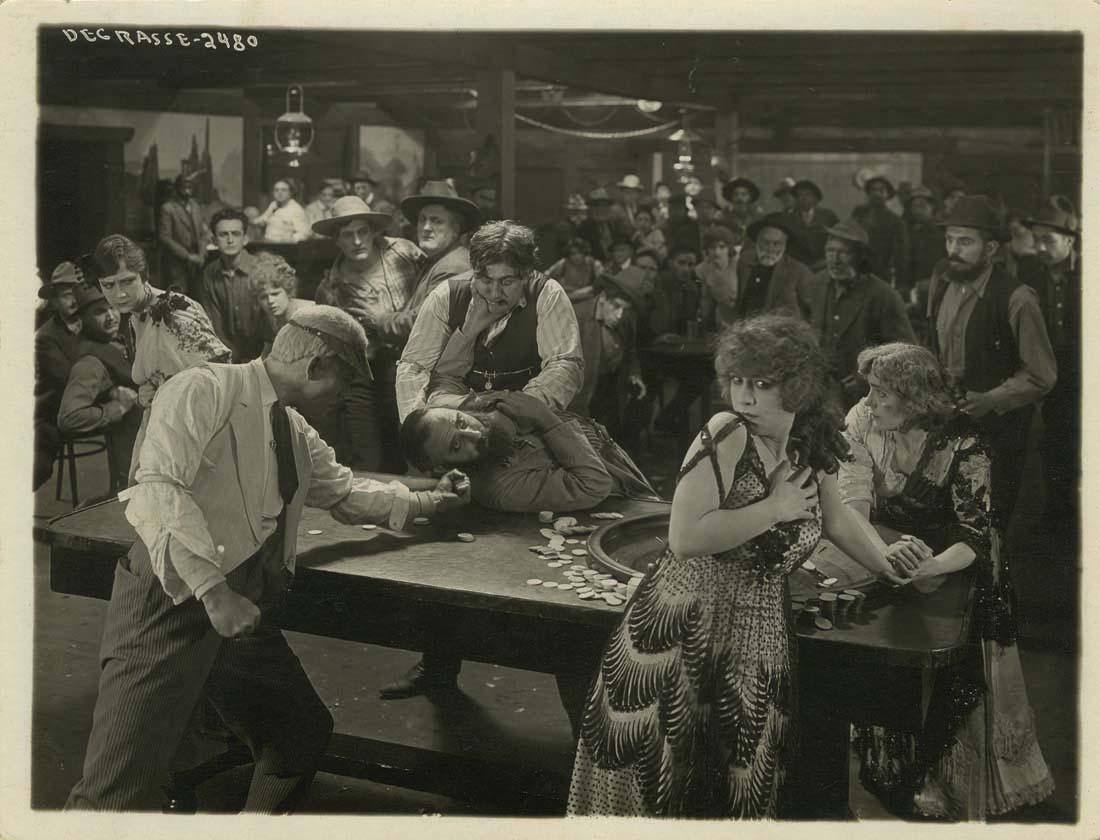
left=389, top=220, right=583, bottom=700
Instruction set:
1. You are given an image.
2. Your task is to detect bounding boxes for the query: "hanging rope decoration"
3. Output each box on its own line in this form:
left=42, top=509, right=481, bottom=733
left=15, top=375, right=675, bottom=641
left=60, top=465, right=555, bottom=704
left=514, top=113, right=681, bottom=140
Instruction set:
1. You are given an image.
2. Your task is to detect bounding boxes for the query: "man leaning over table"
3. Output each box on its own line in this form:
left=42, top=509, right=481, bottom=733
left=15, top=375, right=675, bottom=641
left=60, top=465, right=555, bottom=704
left=65, top=305, right=470, bottom=812
left=387, top=220, right=585, bottom=702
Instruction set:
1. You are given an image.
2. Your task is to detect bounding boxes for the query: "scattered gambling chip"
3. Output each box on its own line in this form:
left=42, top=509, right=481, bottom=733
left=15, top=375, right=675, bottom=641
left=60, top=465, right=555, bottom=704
left=548, top=562, right=565, bottom=568
left=597, top=579, right=617, bottom=590
left=413, top=516, right=430, bottom=526
left=361, top=524, right=378, bottom=530
left=306, top=529, right=324, bottom=535
left=565, top=538, right=580, bottom=545
left=821, top=577, right=839, bottom=586
left=570, top=564, right=587, bottom=571
left=591, top=511, right=624, bottom=520
left=578, top=590, right=597, bottom=600
left=553, top=516, right=578, bottom=533
left=594, top=572, right=612, bottom=580
left=541, top=581, right=559, bottom=588
left=802, top=560, right=817, bottom=571
left=539, top=528, right=558, bottom=540
left=456, top=533, right=475, bottom=542
left=573, top=525, right=598, bottom=534
left=538, top=511, right=555, bottom=523
left=558, top=583, right=576, bottom=590
left=528, top=546, right=546, bottom=553
left=526, top=578, right=543, bottom=586
left=602, top=594, right=624, bottom=606
left=571, top=549, right=588, bottom=557
left=582, top=570, right=598, bottom=578
left=814, top=617, right=834, bottom=630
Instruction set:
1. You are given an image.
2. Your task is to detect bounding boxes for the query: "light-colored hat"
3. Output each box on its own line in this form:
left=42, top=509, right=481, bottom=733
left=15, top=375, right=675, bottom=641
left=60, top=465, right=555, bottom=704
left=287, top=305, right=373, bottom=382
left=617, top=174, right=644, bottom=190
left=824, top=219, right=871, bottom=248
left=400, top=180, right=482, bottom=232
left=38, top=260, right=83, bottom=300
left=773, top=177, right=797, bottom=197
left=311, top=196, right=392, bottom=238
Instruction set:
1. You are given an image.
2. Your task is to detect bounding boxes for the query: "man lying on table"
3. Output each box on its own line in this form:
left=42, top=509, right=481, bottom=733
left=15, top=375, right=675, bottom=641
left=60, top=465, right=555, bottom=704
left=66, top=305, right=470, bottom=813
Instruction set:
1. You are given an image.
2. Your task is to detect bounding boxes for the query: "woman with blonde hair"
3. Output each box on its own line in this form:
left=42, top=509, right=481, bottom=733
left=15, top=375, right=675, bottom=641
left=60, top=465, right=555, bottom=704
left=842, top=342, right=1053, bottom=819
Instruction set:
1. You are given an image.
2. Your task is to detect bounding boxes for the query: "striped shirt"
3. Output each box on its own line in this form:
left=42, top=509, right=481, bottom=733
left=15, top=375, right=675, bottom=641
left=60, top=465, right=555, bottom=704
left=395, top=274, right=584, bottom=421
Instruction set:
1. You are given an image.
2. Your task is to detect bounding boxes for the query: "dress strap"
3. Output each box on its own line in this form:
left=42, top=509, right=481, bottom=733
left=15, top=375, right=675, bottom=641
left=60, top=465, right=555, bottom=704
left=676, top=416, right=744, bottom=500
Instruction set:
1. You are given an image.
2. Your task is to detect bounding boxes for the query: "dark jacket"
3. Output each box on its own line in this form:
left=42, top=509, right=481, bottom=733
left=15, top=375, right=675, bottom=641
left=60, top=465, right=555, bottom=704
left=855, top=203, right=910, bottom=291
left=649, top=270, right=701, bottom=336
left=808, top=270, right=915, bottom=402
left=570, top=295, right=641, bottom=431
left=734, top=252, right=817, bottom=321
left=34, top=315, right=83, bottom=428
left=159, top=197, right=208, bottom=293
left=785, top=206, right=840, bottom=271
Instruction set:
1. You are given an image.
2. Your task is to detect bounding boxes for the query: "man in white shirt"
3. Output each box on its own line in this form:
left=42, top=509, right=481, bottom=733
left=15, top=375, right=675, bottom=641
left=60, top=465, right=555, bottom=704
left=65, top=306, right=470, bottom=812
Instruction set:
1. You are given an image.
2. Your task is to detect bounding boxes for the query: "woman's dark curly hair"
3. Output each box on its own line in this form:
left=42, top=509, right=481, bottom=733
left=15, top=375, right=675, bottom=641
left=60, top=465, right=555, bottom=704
left=715, top=313, right=849, bottom=473
left=93, top=233, right=149, bottom=279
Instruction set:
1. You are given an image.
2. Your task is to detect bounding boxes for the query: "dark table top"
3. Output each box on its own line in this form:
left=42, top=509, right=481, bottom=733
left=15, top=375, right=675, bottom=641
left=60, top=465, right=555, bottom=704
left=38, top=488, right=974, bottom=667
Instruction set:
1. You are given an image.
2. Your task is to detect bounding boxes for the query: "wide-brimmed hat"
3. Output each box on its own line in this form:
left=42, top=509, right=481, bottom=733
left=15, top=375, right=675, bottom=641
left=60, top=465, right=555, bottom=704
left=565, top=193, right=588, bottom=212
left=287, top=305, right=373, bottom=382
left=721, top=177, right=761, bottom=203
left=400, top=180, right=482, bottom=233
left=692, top=193, right=719, bottom=210
left=587, top=187, right=614, bottom=206
left=747, top=212, right=799, bottom=243
left=824, top=219, right=871, bottom=248
left=349, top=170, right=380, bottom=187
left=311, top=196, right=393, bottom=238
left=904, top=185, right=939, bottom=207
left=863, top=175, right=896, bottom=199
left=73, top=281, right=109, bottom=312
left=599, top=267, right=649, bottom=313
left=773, top=176, right=797, bottom=197
left=937, top=194, right=1008, bottom=241
left=1026, top=197, right=1080, bottom=238
left=793, top=179, right=823, bottom=202
left=617, top=174, right=645, bottom=191
left=38, top=260, right=83, bottom=300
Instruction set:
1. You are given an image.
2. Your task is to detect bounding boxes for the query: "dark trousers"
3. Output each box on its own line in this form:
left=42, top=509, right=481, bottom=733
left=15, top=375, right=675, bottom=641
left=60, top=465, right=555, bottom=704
left=983, top=406, right=1034, bottom=530
left=66, top=533, right=333, bottom=811
left=33, top=420, right=60, bottom=491
left=1041, top=378, right=1080, bottom=527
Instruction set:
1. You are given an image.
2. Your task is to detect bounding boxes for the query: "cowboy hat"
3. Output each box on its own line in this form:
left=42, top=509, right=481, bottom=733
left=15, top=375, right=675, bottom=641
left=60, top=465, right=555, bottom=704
left=937, top=195, right=1008, bottom=241
left=773, top=176, right=797, bottom=197
left=73, top=280, right=109, bottom=312
left=824, top=219, right=871, bottom=248
left=863, top=175, right=896, bottom=199
left=311, top=196, right=393, bottom=238
left=349, top=170, right=380, bottom=187
left=38, top=260, right=83, bottom=300
left=721, top=177, right=761, bottom=203
left=747, top=212, right=799, bottom=243
left=792, top=179, right=823, bottom=202
left=904, top=185, right=939, bottom=207
left=587, top=187, right=614, bottom=206
left=400, top=180, right=482, bottom=233
left=617, top=174, right=645, bottom=191
left=1026, top=196, right=1080, bottom=238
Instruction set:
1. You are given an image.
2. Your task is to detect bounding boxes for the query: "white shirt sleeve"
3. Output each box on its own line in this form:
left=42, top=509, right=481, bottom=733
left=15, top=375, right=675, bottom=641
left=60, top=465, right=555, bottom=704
left=395, top=280, right=455, bottom=421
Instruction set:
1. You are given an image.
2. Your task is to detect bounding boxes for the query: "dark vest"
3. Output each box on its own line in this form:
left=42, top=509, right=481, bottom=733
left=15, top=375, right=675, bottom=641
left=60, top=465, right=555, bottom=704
left=447, top=272, right=547, bottom=392
left=75, top=337, right=137, bottom=390
left=929, top=265, right=1019, bottom=395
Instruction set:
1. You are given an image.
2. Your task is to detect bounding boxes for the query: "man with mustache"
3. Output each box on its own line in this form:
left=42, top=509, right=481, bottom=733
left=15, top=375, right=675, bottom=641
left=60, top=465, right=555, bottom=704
left=387, top=390, right=658, bottom=723
left=927, top=195, right=1056, bottom=527
left=1026, top=197, right=1080, bottom=529
left=733, top=212, right=816, bottom=321
left=806, top=220, right=915, bottom=408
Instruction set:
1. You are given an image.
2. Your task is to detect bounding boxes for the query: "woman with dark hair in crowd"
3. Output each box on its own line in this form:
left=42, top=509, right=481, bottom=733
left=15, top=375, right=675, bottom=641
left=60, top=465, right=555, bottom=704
left=842, top=342, right=1053, bottom=820
left=94, top=233, right=229, bottom=481
left=568, top=314, right=909, bottom=818
left=546, top=236, right=604, bottom=302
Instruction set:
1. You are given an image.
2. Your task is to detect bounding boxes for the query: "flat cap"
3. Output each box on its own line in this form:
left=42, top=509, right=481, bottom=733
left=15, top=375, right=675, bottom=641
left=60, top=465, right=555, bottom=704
left=287, top=304, right=373, bottom=382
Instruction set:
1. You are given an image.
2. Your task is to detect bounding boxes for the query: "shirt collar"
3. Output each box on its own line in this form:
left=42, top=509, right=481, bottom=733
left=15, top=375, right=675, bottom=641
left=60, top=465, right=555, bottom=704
left=951, top=263, right=994, bottom=298
left=221, top=248, right=256, bottom=276
left=252, top=358, right=279, bottom=408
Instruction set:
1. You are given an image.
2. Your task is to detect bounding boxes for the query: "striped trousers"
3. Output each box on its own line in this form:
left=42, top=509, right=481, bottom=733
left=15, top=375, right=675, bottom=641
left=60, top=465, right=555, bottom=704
left=65, top=532, right=333, bottom=811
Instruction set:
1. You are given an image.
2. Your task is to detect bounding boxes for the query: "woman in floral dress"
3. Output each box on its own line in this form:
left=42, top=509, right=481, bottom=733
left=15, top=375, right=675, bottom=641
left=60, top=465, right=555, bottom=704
left=94, top=234, right=230, bottom=482
left=841, top=342, right=1053, bottom=819
left=567, top=314, right=909, bottom=817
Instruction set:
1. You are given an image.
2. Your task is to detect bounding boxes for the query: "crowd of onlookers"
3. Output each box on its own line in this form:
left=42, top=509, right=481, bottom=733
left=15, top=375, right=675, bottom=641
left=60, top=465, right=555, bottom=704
left=34, top=167, right=1079, bottom=539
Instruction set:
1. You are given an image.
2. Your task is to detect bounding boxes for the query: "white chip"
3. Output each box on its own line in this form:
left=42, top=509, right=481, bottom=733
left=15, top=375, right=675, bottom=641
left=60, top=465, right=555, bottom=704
left=558, top=583, right=576, bottom=590
left=571, top=549, right=588, bottom=556
left=821, top=577, right=839, bottom=586
left=541, top=581, right=559, bottom=588
left=582, top=570, right=598, bottom=578
left=361, top=524, right=377, bottom=530
left=539, top=528, right=558, bottom=540
left=570, top=564, right=587, bottom=570
left=413, top=516, right=430, bottom=525
left=594, top=572, right=612, bottom=580
left=526, top=578, right=543, bottom=586
left=578, top=590, right=597, bottom=600
left=548, top=562, right=565, bottom=568
left=602, top=594, right=624, bottom=606
left=597, top=579, right=617, bottom=590
left=456, top=533, right=475, bottom=542
left=802, top=560, right=817, bottom=571
left=565, top=538, right=580, bottom=545
left=553, top=516, right=578, bottom=533
left=306, top=529, right=323, bottom=535
left=538, top=511, right=555, bottom=523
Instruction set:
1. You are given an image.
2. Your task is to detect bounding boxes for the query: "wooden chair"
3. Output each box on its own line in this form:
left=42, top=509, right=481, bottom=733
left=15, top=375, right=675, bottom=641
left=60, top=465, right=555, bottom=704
left=54, top=431, right=112, bottom=508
